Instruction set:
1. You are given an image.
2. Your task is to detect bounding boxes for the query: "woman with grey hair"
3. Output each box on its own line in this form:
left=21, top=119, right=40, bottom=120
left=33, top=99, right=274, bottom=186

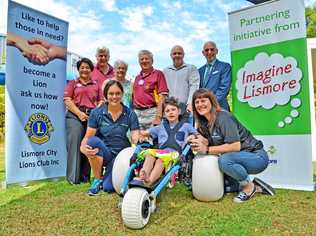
left=104, top=59, right=132, bottom=108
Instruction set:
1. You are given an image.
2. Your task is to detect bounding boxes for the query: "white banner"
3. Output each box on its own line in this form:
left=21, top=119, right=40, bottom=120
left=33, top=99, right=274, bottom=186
left=6, top=1, right=68, bottom=184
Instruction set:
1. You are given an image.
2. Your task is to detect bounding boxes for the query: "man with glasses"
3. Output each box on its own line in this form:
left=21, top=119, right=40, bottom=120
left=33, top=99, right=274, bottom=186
left=163, top=45, right=200, bottom=117
left=199, top=41, right=232, bottom=111
left=91, top=46, right=114, bottom=87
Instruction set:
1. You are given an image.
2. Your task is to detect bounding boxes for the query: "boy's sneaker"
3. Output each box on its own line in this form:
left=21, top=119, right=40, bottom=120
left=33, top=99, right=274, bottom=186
left=167, top=173, right=177, bottom=189
left=87, top=179, right=103, bottom=196
left=253, top=177, right=275, bottom=196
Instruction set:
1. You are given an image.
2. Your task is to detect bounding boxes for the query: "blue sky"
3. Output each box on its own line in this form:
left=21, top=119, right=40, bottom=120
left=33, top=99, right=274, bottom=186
left=0, top=0, right=315, bottom=77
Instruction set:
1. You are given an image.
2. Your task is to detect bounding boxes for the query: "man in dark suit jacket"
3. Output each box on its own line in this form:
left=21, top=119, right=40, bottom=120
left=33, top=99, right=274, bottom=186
left=199, top=41, right=232, bottom=111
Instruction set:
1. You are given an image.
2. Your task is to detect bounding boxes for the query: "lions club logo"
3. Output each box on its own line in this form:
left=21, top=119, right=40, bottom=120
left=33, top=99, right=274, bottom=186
left=24, top=113, right=54, bottom=145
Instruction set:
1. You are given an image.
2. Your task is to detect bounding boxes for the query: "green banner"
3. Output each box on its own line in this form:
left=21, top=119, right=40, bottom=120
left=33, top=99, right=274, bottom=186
left=229, top=0, right=313, bottom=190
left=232, top=38, right=311, bottom=135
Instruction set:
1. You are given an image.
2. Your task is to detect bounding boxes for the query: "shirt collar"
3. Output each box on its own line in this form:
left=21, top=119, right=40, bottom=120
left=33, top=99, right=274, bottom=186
left=140, top=67, right=154, bottom=79
left=168, top=63, right=187, bottom=70
left=76, top=78, right=95, bottom=86
left=96, top=63, right=114, bottom=76
left=206, top=58, right=217, bottom=67
left=102, top=103, right=127, bottom=116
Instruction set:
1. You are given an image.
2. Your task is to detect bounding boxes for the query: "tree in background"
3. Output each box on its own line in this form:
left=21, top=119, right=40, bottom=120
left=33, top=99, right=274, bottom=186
left=306, top=6, right=316, bottom=38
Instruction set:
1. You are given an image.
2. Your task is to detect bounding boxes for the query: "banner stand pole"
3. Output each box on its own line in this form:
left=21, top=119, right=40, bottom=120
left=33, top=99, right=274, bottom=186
left=1, top=180, right=7, bottom=189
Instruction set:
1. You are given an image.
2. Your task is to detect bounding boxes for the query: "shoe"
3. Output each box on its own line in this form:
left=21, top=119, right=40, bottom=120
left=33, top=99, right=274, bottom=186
left=253, top=177, right=275, bottom=196
left=67, top=180, right=76, bottom=185
left=80, top=175, right=90, bottom=183
left=19, top=182, right=29, bottom=187
left=87, top=179, right=103, bottom=196
left=234, top=184, right=256, bottom=203
left=182, top=177, right=192, bottom=189
left=167, top=173, right=177, bottom=189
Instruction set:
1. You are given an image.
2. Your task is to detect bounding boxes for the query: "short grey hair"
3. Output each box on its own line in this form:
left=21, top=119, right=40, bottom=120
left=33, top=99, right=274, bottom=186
left=203, top=41, right=217, bottom=49
left=138, top=49, right=153, bottom=60
left=96, top=46, right=110, bottom=56
left=114, top=59, right=128, bottom=70
left=170, top=45, right=184, bottom=54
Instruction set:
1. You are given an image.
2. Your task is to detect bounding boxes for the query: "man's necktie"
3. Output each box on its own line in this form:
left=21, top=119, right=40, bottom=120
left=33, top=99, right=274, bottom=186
left=203, top=64, right=211, bottom=87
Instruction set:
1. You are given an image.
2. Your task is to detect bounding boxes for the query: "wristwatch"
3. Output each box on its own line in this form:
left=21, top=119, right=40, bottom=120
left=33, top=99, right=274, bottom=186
left=206, top=146, right=210, bottom=155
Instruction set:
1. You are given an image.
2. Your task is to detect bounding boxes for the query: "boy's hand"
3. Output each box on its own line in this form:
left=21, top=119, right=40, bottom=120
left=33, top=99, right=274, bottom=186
left=139, top=136, right=147, bottom=143
left=139, top=130, right=148, bottom=143
left=139, top=130, right=147, bottom=136
left=152, top=116, right=161, bottom=126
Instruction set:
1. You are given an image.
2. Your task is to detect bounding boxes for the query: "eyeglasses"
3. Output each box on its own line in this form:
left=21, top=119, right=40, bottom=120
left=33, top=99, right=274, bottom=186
left=172, top=52, right=183, bottom=56
left=204, top=48, right=216, bottom=52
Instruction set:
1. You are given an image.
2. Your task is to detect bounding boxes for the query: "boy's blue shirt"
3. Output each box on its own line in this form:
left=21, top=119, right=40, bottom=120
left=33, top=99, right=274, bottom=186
left=149, top=121, right=198, bottom=152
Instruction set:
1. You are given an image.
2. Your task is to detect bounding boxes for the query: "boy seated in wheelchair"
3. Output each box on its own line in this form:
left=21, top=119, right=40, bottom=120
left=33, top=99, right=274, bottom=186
left=134, top=97, right=198, bottom=186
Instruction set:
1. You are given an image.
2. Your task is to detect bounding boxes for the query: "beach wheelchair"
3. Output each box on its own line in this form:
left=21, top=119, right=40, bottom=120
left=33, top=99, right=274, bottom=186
left=112, top=142, right=192, bottom=229
left=112, top=141, right=225, bottom=229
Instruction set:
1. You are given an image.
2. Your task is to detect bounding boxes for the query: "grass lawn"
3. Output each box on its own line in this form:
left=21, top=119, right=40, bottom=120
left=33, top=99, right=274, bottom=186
left=0, top=148, right=316, bottom=236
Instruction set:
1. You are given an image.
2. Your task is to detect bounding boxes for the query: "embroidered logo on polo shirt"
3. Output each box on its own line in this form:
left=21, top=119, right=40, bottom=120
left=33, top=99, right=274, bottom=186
left=24, top=113, right=54, bottom=145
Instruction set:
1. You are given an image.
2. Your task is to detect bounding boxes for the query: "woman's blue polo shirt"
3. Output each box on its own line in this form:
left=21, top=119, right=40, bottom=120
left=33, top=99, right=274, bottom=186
left=88, top=103, right=139, bottom=156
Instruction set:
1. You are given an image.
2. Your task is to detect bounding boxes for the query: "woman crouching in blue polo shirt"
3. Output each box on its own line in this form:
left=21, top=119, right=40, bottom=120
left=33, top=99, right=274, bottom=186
left=80, top=80, right=139, bottom=196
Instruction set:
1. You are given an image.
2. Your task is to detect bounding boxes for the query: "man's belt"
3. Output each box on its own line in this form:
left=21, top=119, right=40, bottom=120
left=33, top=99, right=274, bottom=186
left=134, top=105, right=156, bottom=110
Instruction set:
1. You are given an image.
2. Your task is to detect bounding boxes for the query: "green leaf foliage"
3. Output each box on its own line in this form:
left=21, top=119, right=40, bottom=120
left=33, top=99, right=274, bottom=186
left=306, top=6, right=316, bottom=38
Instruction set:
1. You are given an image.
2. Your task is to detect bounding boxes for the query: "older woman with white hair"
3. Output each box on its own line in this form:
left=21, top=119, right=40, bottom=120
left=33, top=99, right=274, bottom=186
left=113, top=60, right=133, bottom=108
left=102, top=59, right=133, bottom=108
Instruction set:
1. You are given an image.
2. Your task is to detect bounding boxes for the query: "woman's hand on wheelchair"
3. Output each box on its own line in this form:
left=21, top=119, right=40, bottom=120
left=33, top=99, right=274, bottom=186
left=186, top=135, right=195, bottom=144
left=187, top=134, right=207, bottom=145
left=187, top=134, right=209, bottom=154
left=189, top=140, right=208, bottom=154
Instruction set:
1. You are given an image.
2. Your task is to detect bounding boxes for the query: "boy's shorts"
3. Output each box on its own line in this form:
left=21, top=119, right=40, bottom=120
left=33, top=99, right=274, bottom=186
left=137, top=149, right=179, bottom=169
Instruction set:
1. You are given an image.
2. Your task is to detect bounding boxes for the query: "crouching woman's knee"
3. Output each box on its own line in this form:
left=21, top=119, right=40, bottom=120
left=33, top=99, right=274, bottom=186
left=85, top=136, right=113, bottom=162
left=87, top=136, right=103, bottom=150
left=218, top=153, right=233, bottom=173
left=80, top=136, right=104, bottom=159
